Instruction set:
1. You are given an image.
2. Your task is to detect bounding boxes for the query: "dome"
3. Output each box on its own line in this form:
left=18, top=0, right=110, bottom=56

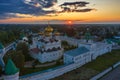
left=38, top=32, right=44, bottom=35
left=54, top=31, right=60, bottom=36
left=23, top=37, right=28, bottom=41
left=45, top=26, right=53, bottom=32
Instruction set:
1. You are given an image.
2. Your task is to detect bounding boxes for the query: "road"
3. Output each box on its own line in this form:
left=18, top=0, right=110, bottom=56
left=100, top=66, right=120, bottom=80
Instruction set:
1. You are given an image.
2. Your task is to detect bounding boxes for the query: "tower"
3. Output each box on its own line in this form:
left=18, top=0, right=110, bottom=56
left=4, top=58, right=19, bottom=80
left=44, top=24, right=54, bottom=41
left=84, top=28, right=92, bottom=43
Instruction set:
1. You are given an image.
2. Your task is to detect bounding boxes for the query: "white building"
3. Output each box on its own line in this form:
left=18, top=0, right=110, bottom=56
left=64, top=42, right=112, bottom=64
left=30, top=26, right=63, bottom=63
left=64, top=47, right=91, bottom=64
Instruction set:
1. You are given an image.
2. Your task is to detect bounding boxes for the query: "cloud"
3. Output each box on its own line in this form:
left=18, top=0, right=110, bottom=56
left=0, top=0, right=96, bottom=19
left=59, top=1, right=95, bottom=13
left=60, top=1, right=89, bottom=7
left=0, top=0, right=57, bottom=19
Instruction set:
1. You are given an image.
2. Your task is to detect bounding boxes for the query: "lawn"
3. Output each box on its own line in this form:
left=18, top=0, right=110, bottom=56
left=83, top=49, right=120, bottom=72
left=52, top=49, right=120, bottom=80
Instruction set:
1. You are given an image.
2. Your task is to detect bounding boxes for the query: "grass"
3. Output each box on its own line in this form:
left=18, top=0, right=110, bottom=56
left=52, top=49, right=120, bottom=80
left=83, top=49, right=120, bottom=72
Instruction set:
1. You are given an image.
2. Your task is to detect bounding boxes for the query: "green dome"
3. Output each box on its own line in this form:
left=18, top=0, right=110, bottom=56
left=0, top=42, right=4, bottom=49
left=5, top=58, right=19, bottom=75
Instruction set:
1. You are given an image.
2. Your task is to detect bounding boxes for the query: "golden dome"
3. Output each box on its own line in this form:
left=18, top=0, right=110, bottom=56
left=38, top=32, right=44, bottom=35
left=54, top=32, right=60, bottom=36
left=45, top=26, right=53, bottom=32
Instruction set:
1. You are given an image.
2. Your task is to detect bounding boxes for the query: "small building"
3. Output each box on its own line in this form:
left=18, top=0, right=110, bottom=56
left=64, top=47, right=91, bottom=64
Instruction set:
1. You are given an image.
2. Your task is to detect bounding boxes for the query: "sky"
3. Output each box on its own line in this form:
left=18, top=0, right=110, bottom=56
left=0, top=0, right=120, bottom=24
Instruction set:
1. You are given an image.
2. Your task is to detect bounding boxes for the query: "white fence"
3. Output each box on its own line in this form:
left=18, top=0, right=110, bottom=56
left=90, top=67, right=112, bottom=80
left=20, top=62, right=85, bottom=80
left=113, top=62, right=120, bottom=68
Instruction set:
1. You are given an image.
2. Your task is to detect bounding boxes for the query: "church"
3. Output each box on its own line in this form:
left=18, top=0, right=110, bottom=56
left=30, top=25, right=63, bottom=63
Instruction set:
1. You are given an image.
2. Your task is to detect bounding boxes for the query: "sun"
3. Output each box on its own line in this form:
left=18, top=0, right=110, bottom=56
left=68, top=21, right=72, bottom=24
left=65, top=20, right=73, bottom=25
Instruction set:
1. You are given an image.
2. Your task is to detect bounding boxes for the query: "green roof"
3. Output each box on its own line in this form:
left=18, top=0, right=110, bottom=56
left=0, top=42, right=4, bottom=49
left=5, top=58, right=19, bottom=75
left=65, top=47, right=89, bottom=57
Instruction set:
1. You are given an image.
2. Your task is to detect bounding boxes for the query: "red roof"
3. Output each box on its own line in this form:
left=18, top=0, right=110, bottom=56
left=31, top=48, right=40, bottom=53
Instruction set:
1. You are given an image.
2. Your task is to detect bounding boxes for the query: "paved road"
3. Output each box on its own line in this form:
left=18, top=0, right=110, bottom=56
left=100, top=66, right=120, bottom=80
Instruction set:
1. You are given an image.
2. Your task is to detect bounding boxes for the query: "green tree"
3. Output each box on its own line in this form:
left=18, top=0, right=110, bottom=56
left=16, top=43, right=33, bottom=61
left=4, top=50, right=25, bottom=68
left=13, top=51, right=25, bottom=68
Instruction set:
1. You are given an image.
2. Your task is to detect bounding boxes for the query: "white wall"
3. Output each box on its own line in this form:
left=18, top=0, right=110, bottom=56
left=36, top=50, right=63, bottom=63
left=20, top=62, right=85, bottom=80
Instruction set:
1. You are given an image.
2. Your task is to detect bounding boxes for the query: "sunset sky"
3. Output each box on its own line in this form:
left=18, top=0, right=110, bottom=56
left=0, top=0, right=120, bottom=24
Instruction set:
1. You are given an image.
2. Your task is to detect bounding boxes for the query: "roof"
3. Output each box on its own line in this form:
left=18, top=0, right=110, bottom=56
left=107, top=39, right=120, bottom=44
left=31, top=48, right=41, bottom=53
left=65, top=47, right=89, bottom=57
left=5, top=58, right=19, bottom=75
left=106, top=39, right=112, bottom=44
left=0, top=42, right=4, bottom=49
left=114, top=36, right=120, bottom=39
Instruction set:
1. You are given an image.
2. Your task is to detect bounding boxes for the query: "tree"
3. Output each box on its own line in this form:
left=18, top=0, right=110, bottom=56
left=4, top=50, right=25, bottom=68
left=16, top=43, right=33, bottom=61
left=13, top=51, right=25, bottom=68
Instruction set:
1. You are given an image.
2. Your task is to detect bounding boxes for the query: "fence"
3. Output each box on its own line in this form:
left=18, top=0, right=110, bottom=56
left=20, top=62, right=84, bottom=80
left=90, top=67, right=112, bottom=80
left=113, top=61, right=120, bottom=68
left=90, top=61, right=120, bottom=80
